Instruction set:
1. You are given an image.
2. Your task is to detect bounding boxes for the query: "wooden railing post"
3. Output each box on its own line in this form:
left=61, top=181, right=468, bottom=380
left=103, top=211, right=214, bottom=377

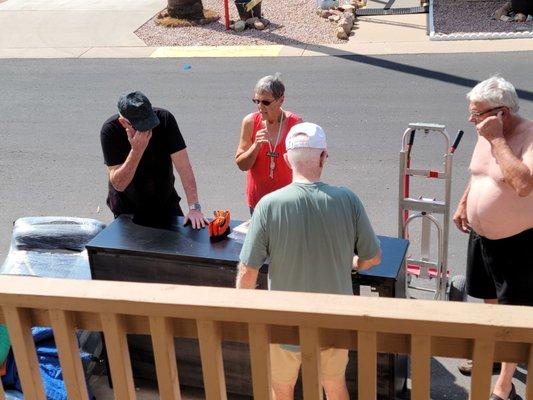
left=100, top=313, right=136, bottom=400
left=300, top=327, right=322, bottom=400
left=410, top=335, right=431, bottom=400
left=149, top=316, right=181, bottom=400
left=357, top=331, right=377, bottom=400
left=49, top=309, right=89, bottom=400
left=197, top=320, right=227, bottom=400
left=248, top=323, right=272, bottom=400
left=470, top=339, right=495, bottom=400
left=2, top=306, right=46, bottom=400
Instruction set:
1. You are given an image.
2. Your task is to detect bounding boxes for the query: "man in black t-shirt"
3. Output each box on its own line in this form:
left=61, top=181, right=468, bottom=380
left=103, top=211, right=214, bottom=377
left=100, top=91, right=209, bottom=229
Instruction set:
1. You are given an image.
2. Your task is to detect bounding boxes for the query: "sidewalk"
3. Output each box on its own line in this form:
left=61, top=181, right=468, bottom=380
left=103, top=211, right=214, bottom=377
left=1, top=0, right=533, bottom=58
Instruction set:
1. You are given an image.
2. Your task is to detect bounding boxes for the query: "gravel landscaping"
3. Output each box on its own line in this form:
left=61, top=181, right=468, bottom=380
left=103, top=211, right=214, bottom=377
left=135, top=0, right=345, bottom=46
left=433, top=0, right=533, bottom=34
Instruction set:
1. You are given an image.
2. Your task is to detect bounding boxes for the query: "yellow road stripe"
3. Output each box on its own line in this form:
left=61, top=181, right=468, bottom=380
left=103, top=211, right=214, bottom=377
left=150, top=45, right=283, bottom=58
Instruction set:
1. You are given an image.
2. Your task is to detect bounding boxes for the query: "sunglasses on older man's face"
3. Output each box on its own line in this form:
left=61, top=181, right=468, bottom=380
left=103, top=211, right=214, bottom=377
left=252, top=98, right=276, bottom=106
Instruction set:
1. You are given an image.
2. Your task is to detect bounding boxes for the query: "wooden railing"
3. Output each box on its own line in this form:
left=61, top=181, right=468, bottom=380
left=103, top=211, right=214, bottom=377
left=0, top=275, right=532, bottom=400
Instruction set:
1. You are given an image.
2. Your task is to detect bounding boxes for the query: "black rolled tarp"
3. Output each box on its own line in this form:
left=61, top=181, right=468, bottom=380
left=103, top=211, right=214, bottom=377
left=12, top=217, right=105, bottom=252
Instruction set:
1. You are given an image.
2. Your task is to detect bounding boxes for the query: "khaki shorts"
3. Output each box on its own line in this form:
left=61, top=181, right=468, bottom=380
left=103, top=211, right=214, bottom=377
left=270, top=344, right=349, bottom=384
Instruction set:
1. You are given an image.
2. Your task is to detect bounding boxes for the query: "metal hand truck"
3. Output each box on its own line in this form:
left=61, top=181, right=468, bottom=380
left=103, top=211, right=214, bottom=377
left=398, top=123, right=465, bottom=301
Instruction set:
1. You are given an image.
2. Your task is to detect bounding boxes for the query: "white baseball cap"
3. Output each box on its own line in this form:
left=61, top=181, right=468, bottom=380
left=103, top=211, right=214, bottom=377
left=285, top=122, right=327, bottom=150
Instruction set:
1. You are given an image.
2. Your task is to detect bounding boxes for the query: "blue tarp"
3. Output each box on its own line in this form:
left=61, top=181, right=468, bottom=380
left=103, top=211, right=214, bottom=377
left=2, top=327, right=94, bottom=400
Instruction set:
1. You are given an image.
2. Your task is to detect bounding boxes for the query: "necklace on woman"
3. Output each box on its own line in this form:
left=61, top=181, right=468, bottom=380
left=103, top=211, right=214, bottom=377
left=266, top=111, right=284, bottom=179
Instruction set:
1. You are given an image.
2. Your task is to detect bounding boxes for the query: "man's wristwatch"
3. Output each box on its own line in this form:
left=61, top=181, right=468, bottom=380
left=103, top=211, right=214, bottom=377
left=189, top=202, right=202, bottom=212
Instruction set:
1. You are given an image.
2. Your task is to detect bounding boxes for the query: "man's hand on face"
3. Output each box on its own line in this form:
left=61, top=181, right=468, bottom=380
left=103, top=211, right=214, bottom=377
left=184, top=210, right=209, bottom=229
left=476, top=111, right=504, bottom=142
left=126, top=128, right=152, bottom=155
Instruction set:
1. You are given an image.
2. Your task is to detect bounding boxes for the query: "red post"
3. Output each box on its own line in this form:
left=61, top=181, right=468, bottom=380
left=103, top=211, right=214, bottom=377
left=224, top=0, right=230, bottom=30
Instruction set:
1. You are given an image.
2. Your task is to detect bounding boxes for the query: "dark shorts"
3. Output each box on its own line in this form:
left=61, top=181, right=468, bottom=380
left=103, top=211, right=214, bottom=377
left=466, top=228, right=533, bottom=306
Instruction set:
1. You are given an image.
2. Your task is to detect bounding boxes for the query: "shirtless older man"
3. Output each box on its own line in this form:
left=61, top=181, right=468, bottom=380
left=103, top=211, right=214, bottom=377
left=453, top=76, right=533, bottom=400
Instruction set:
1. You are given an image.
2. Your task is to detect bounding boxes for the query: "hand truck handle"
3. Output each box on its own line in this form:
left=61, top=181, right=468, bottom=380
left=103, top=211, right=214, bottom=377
left=450, top=130, right=464, bottom=154
left=408, top=129, right=416, bottom=146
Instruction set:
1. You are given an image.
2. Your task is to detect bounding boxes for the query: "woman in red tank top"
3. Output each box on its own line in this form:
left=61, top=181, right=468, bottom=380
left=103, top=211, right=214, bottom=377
left=235, top=75, right=303, bottom=214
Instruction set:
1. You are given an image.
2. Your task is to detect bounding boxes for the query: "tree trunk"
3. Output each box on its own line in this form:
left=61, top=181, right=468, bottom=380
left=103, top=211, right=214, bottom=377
left=167, top=0, right=205, bottom=19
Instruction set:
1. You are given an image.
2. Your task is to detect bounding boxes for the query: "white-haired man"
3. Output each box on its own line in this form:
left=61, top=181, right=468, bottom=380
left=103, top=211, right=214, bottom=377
left=236, top=122, right=381, bottom=400
left=453, top=76, right=533, bottom=400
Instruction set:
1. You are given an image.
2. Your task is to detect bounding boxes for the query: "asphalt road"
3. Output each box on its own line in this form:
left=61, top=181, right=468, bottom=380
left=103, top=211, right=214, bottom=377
left=2, top=53, right=533, bottom=269
left=0, top=52, right=532, bottom=398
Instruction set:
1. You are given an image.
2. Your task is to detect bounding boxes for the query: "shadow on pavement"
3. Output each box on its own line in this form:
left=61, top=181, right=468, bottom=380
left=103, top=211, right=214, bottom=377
left=336, top=54, right=533, bottom=102
left=430, top=358, right=470, bottom=400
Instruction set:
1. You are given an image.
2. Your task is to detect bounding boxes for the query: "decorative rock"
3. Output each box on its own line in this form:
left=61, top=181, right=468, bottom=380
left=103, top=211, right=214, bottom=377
left=499, top=14, right=511, bottom=21
left=336, top=26, right=349, bottom=39
left=527, top=15, right=533, bottom=21
left=234, top=20, right=246, bottom=32
left=514, top=13, right=527, bottom=22
left=338, top=11, right=355, bottom=34
left=328, top=15, right=341, bottom=22
left=339, top=4, right=356, bottom=13
left=494, top=1, right=511, bottom=20
left=245, top=17, right=258, bottom=27
left=254, top=20, right=266, bottom=30
left=260, top=17, right=270, bottom=27
left=320, top=9, right=333, bottom=18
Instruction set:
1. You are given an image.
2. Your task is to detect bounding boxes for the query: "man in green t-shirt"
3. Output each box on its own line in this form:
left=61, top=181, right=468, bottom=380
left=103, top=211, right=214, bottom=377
left=236, top=122, right=381, bottom=400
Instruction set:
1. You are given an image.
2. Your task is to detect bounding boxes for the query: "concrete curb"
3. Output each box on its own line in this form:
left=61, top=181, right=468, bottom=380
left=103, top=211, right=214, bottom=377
left=2, top=40, right=533, bottom=59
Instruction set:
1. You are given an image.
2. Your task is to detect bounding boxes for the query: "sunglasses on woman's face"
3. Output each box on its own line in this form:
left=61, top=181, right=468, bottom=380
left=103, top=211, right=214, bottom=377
left=252, top=98, right=275, bottom=106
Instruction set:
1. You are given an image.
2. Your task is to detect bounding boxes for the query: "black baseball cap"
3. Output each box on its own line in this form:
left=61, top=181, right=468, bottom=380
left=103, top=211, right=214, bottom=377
left=117, top=91, right=160, bottom=131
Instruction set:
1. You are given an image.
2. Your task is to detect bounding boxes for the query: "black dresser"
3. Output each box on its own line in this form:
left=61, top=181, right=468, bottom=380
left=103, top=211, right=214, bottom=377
left=87, top=215, right=409, bottom=399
